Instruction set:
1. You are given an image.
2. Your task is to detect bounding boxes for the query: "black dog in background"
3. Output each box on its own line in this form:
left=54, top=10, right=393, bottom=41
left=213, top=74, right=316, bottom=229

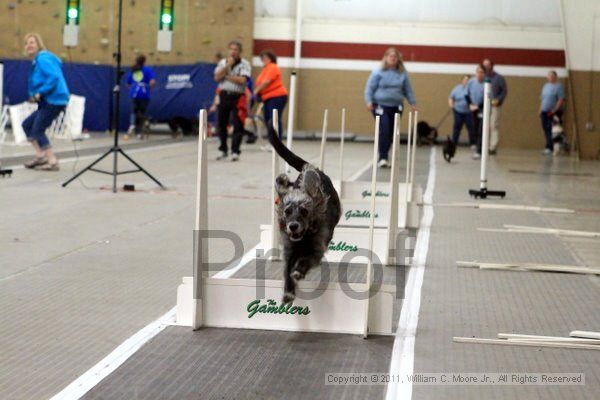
left=268, top=124, right=342, bottom=303
left=442, top=137, right=456, bottom=162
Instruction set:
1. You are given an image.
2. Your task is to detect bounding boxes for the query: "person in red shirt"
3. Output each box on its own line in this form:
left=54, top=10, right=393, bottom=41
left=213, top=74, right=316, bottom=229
left=254, top=49, right=288, bottom=137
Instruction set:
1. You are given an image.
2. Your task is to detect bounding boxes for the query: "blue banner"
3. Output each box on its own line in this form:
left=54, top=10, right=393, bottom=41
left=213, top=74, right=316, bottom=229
left=1, top=59, right=217, bottom=132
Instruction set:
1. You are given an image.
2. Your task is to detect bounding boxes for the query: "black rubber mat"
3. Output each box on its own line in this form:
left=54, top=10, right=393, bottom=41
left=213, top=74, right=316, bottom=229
left=83, top=326, right=394, bottom=400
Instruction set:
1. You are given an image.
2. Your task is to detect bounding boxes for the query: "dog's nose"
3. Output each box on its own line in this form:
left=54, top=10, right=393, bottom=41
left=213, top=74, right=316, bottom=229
left=289, top=222, right=299, bottom=232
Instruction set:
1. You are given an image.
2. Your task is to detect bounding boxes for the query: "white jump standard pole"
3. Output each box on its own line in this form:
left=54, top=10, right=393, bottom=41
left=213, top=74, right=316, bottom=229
left=285, top=71, right=297, bottom=173
left=319, top=109, right=328, bottom=170
left=386, top=113, right=401, bottom=265
left=468, top=80, right=506, bottom=199
left=363, top=115, right=380, bottom=339
left=271, top=109, right=282, bottom=259
left=192, top=109, right=209, bottom=330
left=338, top=108, right=346, bottom=194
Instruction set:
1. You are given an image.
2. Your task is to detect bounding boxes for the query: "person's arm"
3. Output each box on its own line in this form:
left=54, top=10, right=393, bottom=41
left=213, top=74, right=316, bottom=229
left=403, top=74, right=417, bottom=110
left=254, top=78, right=271, bottom=96
left=147, top=68, right=156, bottom=89
left=214, top=59, right=230, bottom=82
left=495, top=75, right=508, bottom=106
left=550, top=84, right=566, bottom=114
left=448, top=88, right=455, bottom=108
left=364, top=70, right=379, bottom=111
left=34, top=55, right=61, bottom=98
left=225, top=59, right=250, bottom=87
left=225, top=75, right=247, bottom=86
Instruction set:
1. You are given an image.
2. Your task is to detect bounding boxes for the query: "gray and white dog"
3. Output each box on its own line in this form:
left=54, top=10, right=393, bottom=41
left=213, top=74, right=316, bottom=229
left=268, top=124, right=342, bottom=303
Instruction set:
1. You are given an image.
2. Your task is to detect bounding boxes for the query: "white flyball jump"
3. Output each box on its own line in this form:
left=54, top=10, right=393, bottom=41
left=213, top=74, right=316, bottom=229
left=259, top=109, right=415, bottom=266
left=332, top=109, right=422, bottom=230
left=176, top=109, right=396, bottom=337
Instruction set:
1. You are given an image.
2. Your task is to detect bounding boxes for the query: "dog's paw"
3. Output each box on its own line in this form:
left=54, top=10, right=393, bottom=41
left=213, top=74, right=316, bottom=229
left=290, top=269, right=305, bottom=282
left=282, top=291, right=295, bottom=304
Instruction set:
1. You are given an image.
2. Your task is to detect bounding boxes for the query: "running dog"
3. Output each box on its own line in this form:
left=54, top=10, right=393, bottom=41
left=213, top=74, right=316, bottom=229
left=268, top=123, right=342, bottom=303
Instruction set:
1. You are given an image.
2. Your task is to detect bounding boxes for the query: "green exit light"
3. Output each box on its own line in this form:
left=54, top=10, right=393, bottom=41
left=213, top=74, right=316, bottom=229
left=159, top=0, right=174, bottom=30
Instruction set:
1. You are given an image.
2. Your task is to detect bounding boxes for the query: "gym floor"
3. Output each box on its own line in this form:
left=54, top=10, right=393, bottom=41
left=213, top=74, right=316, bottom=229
left=0, top=136, right=598, bottom=399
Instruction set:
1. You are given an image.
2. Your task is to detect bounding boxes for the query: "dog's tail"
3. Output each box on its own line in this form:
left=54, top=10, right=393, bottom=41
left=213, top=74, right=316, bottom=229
left=267, top=121, right=307, bottom=172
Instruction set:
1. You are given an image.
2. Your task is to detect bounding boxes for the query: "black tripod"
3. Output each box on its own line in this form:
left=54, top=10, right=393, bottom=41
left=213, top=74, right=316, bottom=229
left=62, top=0, right=164, bottom=192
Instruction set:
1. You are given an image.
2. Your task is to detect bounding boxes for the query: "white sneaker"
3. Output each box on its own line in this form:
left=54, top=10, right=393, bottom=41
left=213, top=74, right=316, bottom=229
left=377, top=159, right=389, bottom=168
left=542, top=149, right=552, bottom=155
left=231, top=153, right=240, bottom=162
left=216, top=152, right=227, bottom=160
left=472, top=153, right=481, bottom=160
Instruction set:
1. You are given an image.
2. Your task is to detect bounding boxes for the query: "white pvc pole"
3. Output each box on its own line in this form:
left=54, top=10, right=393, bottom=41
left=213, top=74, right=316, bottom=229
left=294, top=0, right=302, bottom=70
left=386, top=113, right=400, bottom=265
left=338, top=108, right=346, bottom=194
left=285, top=72, right=297, bottom=173
left=480, top=82, right=492, bottom=190
left=404, top=111, right=413, bottom=203
left=319, top=109, right=328, bottom=170
left=0, top=62, right=3, bottom=112
left=271, top=109, right=281, bottom=259
left=192, top=109, right=208, bottom=330
left=363, top=115, right=380, bottom=339
left=409, top=111, right=418, bottom=202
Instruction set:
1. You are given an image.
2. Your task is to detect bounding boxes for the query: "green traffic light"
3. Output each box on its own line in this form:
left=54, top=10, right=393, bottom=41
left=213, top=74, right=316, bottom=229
left=161, top=13, right=172, bottom=25
left=67, top=7, right=78, bottom=20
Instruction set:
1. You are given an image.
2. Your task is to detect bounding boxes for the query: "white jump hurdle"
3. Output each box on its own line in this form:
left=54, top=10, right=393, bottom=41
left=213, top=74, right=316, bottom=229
left=259, top=110, right=408, bottom=265
left=1, top=96, right=85, bottom=146
left=332, top=109, right=422, bottom=230
left=176, top=110, right=395, bottom=337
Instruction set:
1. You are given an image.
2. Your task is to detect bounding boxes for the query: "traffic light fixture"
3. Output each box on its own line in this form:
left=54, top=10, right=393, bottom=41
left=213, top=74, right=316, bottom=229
left=63, top=0, right=80, bottom=47
left=157, top=0, right=174, bottom=52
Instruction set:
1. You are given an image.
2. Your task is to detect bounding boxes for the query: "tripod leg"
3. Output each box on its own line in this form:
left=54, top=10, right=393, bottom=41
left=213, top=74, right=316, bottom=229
left=62, top=147, right=114, bottom=187
left=117, top=148, right=165, bottom=189
left=113, top=145, right=118, bottom=193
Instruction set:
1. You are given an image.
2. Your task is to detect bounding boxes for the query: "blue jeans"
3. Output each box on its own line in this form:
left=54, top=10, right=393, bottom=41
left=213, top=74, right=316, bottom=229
left=540, top=112, right=554, bottom=150
left=451, top=110, right=475, bottom=145
left=22, top=102, right=65, bottom=150
left=263, top=95, right=288, bottom=138
left=371, top=104, right=401, bottom=161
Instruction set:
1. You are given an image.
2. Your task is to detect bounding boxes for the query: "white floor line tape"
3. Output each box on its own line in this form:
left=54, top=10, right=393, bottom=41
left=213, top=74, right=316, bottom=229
left=348, top=160, right=374, bottom=181
left=49, top=306, right=177, bottom=400
left=212, top=244, right=260, bottom=279
left=386, top=147, right=436, bottom=400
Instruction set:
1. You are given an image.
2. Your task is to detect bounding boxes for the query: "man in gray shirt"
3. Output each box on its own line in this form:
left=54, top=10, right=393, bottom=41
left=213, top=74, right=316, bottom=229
left=482, top=58, right=507, bottom=154
left=214, top=40, right=251, bottom=161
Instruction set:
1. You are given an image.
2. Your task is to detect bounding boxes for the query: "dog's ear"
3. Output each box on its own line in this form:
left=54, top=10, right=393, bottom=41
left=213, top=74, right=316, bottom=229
left=302, top=168, right=324, bottom=200
left=275, top=174, right=291, bottom=198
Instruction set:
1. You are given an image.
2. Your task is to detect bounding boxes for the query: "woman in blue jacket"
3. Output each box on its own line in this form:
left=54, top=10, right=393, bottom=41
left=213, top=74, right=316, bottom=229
left=365, top=48, right=417, bottom=168
left=22, top=33, right=70, bottom=171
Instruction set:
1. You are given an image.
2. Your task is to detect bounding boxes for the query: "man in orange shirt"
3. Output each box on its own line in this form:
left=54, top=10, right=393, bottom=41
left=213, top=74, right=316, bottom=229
left=254, top=49, right=288, bottom=137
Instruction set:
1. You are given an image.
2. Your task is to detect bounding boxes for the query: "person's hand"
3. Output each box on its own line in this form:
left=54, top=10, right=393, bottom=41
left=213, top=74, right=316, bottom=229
left=469, top=104, right=478, bottom=111
left=366, top=103, right=374, bottom=111
left=411, top=104, right=418, bottom=112
left=208, top=104, right=216, bottom=113
left=226, top=57, right=235, bottom=67
left=491, top=99, right=499, bottom=106
left=28, top=93, right=41, bottom=103
left=547, top=111, right=554, bottom=117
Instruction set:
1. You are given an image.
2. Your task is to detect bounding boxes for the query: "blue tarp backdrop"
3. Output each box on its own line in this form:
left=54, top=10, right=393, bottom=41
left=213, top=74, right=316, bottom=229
left=1, top=59, right=217, bottom=132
